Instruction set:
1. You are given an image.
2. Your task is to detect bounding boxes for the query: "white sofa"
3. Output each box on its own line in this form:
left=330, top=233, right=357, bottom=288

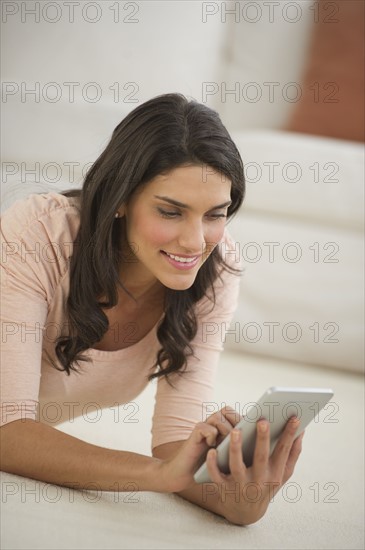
left=1, top=1, right=364, bottom=549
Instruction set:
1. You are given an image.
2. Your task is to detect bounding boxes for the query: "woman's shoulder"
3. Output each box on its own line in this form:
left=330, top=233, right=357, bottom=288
left=1, top=191, right=81, bottom=244
left=1, top=191, right=80, bottom=228
left=1, top=192, right=82, bottom=296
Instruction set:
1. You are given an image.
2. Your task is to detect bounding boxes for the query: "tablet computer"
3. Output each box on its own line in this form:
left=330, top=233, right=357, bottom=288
left=193, top=386, right=334, bottom=484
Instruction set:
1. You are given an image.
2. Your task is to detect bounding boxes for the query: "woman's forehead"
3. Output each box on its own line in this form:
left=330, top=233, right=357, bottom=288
left=146, top=165, right=231, bottom=193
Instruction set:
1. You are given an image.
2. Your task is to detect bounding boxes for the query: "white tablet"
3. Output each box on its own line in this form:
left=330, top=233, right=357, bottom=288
left=193, top=386, right=334, bottom=484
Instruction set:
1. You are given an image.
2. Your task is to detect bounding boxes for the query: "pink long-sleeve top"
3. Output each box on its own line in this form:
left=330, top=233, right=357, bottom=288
left=0, top=192, right=241, bottom=451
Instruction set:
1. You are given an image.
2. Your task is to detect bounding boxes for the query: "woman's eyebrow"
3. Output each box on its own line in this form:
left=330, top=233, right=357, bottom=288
left=154, top=195, right=232, bottom=210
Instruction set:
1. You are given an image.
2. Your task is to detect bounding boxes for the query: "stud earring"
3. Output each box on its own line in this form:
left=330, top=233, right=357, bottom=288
left=115, top=212, right=120, bottom=218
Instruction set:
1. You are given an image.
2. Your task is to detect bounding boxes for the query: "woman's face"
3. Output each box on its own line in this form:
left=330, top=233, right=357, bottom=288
left=119, top=164, right=232, bottom=292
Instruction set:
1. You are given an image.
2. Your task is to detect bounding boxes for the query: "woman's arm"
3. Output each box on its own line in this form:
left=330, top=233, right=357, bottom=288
left=0, top=419, right=165, bottom=492
left=0, top=414, right=223, bottom=495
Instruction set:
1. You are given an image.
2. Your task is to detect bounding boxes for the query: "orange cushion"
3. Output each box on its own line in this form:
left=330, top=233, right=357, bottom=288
left=286, top=0, right=364, bottom=142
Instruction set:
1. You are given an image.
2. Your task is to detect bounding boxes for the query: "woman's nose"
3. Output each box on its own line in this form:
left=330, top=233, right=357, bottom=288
left=177, top=220, right=206, bottom=254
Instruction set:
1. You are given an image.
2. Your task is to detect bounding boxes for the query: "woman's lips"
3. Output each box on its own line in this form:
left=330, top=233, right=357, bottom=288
left=160, top=250, right=200, bottom=270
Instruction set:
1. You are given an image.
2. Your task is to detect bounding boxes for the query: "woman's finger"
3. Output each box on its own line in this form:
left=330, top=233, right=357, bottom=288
left=282, top=431, right=304, bottom=483
left=204, top=406, right=242, bottom=446
left=206, top=448, right=227, bottom=483
left=252, top=420, right=270, bottom=478
left=207, top=419, right=232, bottom=442
left=193, top=422, right=219, bottom=447
left=206, top=406, right=242, bottom=429
left=220, top=405, right=243, bottom=427
left=228, top=429, right=247, bottom=480
left=270, top=417, right=300, bottom=478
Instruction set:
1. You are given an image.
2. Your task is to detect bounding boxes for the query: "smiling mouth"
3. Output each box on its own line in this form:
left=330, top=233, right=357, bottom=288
left=161, top=251, right=199, bottom=264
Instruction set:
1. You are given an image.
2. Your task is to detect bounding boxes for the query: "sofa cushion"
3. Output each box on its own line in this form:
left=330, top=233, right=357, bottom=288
left=224, top=130, right=364, bottom=373
left=231, top=130, right=364, bottom=231
left=226, top=212, right=364, bottom=373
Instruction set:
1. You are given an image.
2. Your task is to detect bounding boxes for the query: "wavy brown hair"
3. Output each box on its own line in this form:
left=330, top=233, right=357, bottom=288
left=55, top=93, right=245, bottom=384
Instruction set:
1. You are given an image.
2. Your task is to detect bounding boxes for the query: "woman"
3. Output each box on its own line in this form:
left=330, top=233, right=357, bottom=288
left=0, top=93, right=303, bottom=526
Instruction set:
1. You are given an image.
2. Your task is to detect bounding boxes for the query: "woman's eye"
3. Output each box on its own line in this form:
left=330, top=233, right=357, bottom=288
left=158, top=208, right=180, bottom=218
left=207, top=213, right=227, bottom=220
left=157, top=208, right=227, bottom=220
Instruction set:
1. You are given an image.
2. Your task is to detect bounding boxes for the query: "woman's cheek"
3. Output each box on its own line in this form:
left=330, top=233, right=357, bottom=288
left=205, top=222, right=226, bottom=247
left=143, top=219, right=176, bottom=248
left=202, top=223, right=226, bottom=259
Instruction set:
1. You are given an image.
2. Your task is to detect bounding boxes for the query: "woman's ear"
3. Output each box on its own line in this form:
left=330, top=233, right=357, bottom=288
left=115, top=204, right=126, bottom=218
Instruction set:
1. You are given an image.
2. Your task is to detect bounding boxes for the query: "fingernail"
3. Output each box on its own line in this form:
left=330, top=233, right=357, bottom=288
left=259, top=421, right=268, bottom=433
left=232, top=430, right=240, bottom=442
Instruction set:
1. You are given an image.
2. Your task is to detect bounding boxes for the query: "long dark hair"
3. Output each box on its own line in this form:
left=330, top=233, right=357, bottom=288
left=55, top=93, right=245, bottom=383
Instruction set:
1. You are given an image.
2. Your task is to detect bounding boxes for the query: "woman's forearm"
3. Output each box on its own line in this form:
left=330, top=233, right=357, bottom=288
left=152, top=440, right=227, bottom=521
left=176, top=480, right=228, bottom=521
left=0, top=419, right=165, bottom=493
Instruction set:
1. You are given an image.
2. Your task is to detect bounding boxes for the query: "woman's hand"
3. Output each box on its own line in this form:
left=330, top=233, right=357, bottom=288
left=205, top=409, right=304, bottom=526
left=160, top=406, right=304, bottom=526
left=160, top=406, right=237, bottom=493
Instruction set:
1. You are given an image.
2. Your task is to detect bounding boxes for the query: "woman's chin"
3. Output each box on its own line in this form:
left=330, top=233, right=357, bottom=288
left=160, top=274, right=197, bottom=291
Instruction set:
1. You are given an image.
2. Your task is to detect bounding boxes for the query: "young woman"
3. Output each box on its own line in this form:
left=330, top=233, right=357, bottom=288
left=0, top=93, right=303, bottom=526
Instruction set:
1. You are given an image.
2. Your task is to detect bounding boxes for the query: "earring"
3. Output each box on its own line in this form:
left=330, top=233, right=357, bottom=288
left=115, top=212, right=120, bottom=218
